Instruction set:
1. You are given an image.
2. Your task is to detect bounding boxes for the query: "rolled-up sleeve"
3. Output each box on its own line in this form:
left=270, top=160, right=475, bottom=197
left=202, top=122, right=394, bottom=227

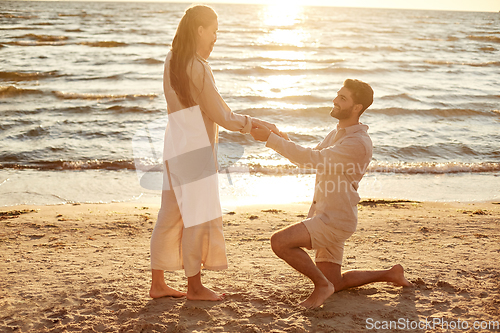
left=190, top=59, right=252, bottom=134
left=266, top=133, right=367, bottom=172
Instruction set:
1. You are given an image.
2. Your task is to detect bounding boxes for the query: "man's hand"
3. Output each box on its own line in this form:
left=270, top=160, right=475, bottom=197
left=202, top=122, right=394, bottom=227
left=251, top=118, right=290, bottom=141
left=251, top=125, right=271, bottom=142
left=252, top=118, right=280, bottom=135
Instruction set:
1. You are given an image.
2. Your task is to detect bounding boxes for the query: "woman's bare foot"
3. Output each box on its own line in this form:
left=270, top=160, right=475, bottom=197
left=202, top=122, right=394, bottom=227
left=187, top=285, right=223, bottom=301
left=186, top=271, right=223, bottom=301
left=388, top=264, right=413, bottom=287
left=299, top=281, right=335, bottom=309
left=149, top=283, right=186, bottom=299
left=150, top=269, right=186, bottom=298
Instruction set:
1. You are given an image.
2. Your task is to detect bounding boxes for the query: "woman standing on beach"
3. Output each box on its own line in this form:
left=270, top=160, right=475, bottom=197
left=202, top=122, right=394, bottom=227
left=149, top=5, right=280, bottom=301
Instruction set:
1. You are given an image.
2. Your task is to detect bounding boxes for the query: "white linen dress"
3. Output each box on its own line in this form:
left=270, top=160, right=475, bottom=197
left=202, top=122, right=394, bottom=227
left=150, top=51, right=252, bottom=277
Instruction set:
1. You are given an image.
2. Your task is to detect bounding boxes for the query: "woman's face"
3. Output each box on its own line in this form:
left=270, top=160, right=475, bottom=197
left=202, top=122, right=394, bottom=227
left=196, top=19, right=218, bottom=60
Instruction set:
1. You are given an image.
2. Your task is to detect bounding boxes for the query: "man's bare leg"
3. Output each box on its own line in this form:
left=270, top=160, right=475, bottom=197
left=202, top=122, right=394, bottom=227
left=317, top=262, right=412, bottom=292
left=186, top=271, right=223, bottom=301
left=149, top=269, right=186, bottom=298
left=271, top=223, right=335, bottom=308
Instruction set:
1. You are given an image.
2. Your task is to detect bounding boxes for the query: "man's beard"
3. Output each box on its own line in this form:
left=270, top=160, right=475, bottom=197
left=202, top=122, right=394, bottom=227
left=330, top=104, right=353, bottom=120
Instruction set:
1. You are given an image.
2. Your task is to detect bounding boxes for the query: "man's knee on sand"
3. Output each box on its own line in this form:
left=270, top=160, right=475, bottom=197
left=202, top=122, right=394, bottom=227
left=270, top=231, right=286, bottom=257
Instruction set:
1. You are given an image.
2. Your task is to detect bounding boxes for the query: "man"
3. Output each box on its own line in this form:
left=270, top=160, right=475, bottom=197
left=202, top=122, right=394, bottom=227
left=251, top=79, right=412, bottom=308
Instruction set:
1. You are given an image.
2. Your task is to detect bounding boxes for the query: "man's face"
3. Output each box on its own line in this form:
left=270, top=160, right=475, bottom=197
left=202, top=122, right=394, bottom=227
left=197, top=19, right=218, bottom=60
left=330, top=87, right=356, bottom=120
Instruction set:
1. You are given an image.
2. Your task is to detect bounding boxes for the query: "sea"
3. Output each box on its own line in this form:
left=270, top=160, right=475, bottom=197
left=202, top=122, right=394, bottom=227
left=1, top=1, right=499, bottom=207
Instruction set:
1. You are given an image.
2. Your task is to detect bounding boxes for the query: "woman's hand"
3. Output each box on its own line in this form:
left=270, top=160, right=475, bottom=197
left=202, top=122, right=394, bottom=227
left=252, top=118, right=280, bottom=136
left=279, top=131, right=289, bottom=140
left=251, top=119, right=289, bottom=142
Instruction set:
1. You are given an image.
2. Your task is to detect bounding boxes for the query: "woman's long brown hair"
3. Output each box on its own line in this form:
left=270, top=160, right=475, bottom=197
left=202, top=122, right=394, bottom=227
left=170, top=5, right=217, bottom=108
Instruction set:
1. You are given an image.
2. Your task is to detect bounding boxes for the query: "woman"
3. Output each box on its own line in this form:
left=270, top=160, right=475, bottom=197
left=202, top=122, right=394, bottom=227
left=149, top=4, right=279, bottom=301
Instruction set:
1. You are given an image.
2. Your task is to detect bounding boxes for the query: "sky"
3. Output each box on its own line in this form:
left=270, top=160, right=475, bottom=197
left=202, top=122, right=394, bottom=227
left=167, top=0, right=500, bottom=12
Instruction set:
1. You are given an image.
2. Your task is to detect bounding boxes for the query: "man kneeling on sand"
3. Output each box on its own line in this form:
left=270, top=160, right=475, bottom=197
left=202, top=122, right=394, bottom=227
left=251, top=79, right=412, bottom=308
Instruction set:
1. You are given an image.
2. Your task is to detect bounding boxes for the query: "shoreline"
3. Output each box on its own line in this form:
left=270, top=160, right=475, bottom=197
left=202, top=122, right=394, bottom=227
left=1, top=200, right=499, bottom=332
left=2, top=197, right=499, bottom=210
left=1, top=169, right=499, bottom=208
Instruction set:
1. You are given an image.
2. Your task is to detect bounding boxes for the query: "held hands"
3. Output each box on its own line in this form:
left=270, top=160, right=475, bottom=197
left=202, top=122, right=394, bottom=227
left=251, top=119, right=289, bottom=142
left=250, top=125, right=271, bottom=142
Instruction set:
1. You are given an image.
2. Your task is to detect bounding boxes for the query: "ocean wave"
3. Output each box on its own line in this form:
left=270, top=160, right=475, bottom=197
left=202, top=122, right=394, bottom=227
left=242, top=106, right=330, bottom=118
left=467, top=61, right=500, bottom=67
left=52, top=91, right=158, bottom=101
left=379, top=93, right=420, bottom=102
left=0, top=13, right=38, bottom=19
left=238, top=94, right=327, bottom=104
left=232, top=161, right=500, bottom=175
left=134, top=58, right=164, bottom=65
left=138, top=42, right=170, bottom=47
left=367, top=161, right=500, bottom=174
left=57, top=105, right=161, bottom=114
left=0, top=26, right=38, bottom=31
left=0, top=85, right=43, bottom=98
left=245, top=161, right=500, bottom=175
left=9, top=34, right=70, bottom=46
left=58, top=11, right=89, bottom=18
left=236, top=43, right=313, bottom=52
left=215, top=65, right=387, bottom=76
left=479, top=46, right=497, bottom=52
left=65, top=28, right=84, bottom=33
left=77, top=41, right=128, bottom=47
left=231, top=43, right=404, bottom=53
left=106, top=105, right=162, bottom=114
left=23, top=125, right=50, bottom=138
left=368, top=108, right=497, bottom=117
left=242, top=106, right=498, bottom=119
left=78, top=74, right=124, bottom=81
left=424, top=59, right=500, bottom=67
left=14, top=34, right=69, bottom=42
left=7, top=40, right=68, bottom=47
left=467, top=35, right=500, bottom=44
left=0, top=70, right=63, bottom=81
left=216, top=55, right=345, bottom=65
left=0, top=160, right=135, bottom=171
left=2, top=159, right=497, bottom=175
left=5, top=36, right=154, bottom=48
left=0, top=86, right=159, bottom=101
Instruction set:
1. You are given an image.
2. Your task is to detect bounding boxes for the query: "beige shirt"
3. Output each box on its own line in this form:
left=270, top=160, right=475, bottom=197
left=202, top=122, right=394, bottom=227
left=163, top=51, right=252, bottom=148
left=266, top=124, right=372, bottom=232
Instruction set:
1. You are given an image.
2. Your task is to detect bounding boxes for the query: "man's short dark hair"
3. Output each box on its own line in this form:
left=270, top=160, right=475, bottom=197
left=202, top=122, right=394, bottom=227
left=343, top=79, right=373, bottom=115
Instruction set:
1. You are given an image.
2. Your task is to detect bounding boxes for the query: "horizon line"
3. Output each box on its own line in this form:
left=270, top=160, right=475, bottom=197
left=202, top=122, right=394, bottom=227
left=10, top=0, right=500, bottom=13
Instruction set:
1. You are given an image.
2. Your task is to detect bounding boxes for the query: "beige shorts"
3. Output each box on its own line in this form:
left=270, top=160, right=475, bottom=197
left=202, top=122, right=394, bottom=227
left=302, top=216, right=354, bottom=266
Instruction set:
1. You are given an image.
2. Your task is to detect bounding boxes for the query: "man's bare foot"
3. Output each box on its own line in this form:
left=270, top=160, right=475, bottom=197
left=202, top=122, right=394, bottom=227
left=299, top=281, right=335, bottom=309
left=149, top=283, right=186, bottom=299
left=187, top=285, right=223, bottom=301
left=388, top=264, right=413, bottom=287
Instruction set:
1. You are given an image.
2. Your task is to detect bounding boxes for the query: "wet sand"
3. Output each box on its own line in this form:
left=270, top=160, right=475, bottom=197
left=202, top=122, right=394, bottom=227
left=1, top=200, right=499, bottom=332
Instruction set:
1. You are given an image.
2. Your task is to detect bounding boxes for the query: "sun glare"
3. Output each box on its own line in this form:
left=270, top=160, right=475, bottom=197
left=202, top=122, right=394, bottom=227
left=251, top=3, right=312, bottom=110
left=259, top=4, right=309, bottom=46
left=263, top=2, right=303, bottom=27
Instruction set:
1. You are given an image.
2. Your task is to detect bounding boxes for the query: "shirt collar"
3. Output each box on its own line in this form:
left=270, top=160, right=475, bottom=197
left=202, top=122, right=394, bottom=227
left=336, top=123, right=369, bottom=134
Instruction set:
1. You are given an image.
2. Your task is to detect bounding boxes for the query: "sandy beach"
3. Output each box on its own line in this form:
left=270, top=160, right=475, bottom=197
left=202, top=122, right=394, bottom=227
left=1, top=200, right=499, bottom=332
